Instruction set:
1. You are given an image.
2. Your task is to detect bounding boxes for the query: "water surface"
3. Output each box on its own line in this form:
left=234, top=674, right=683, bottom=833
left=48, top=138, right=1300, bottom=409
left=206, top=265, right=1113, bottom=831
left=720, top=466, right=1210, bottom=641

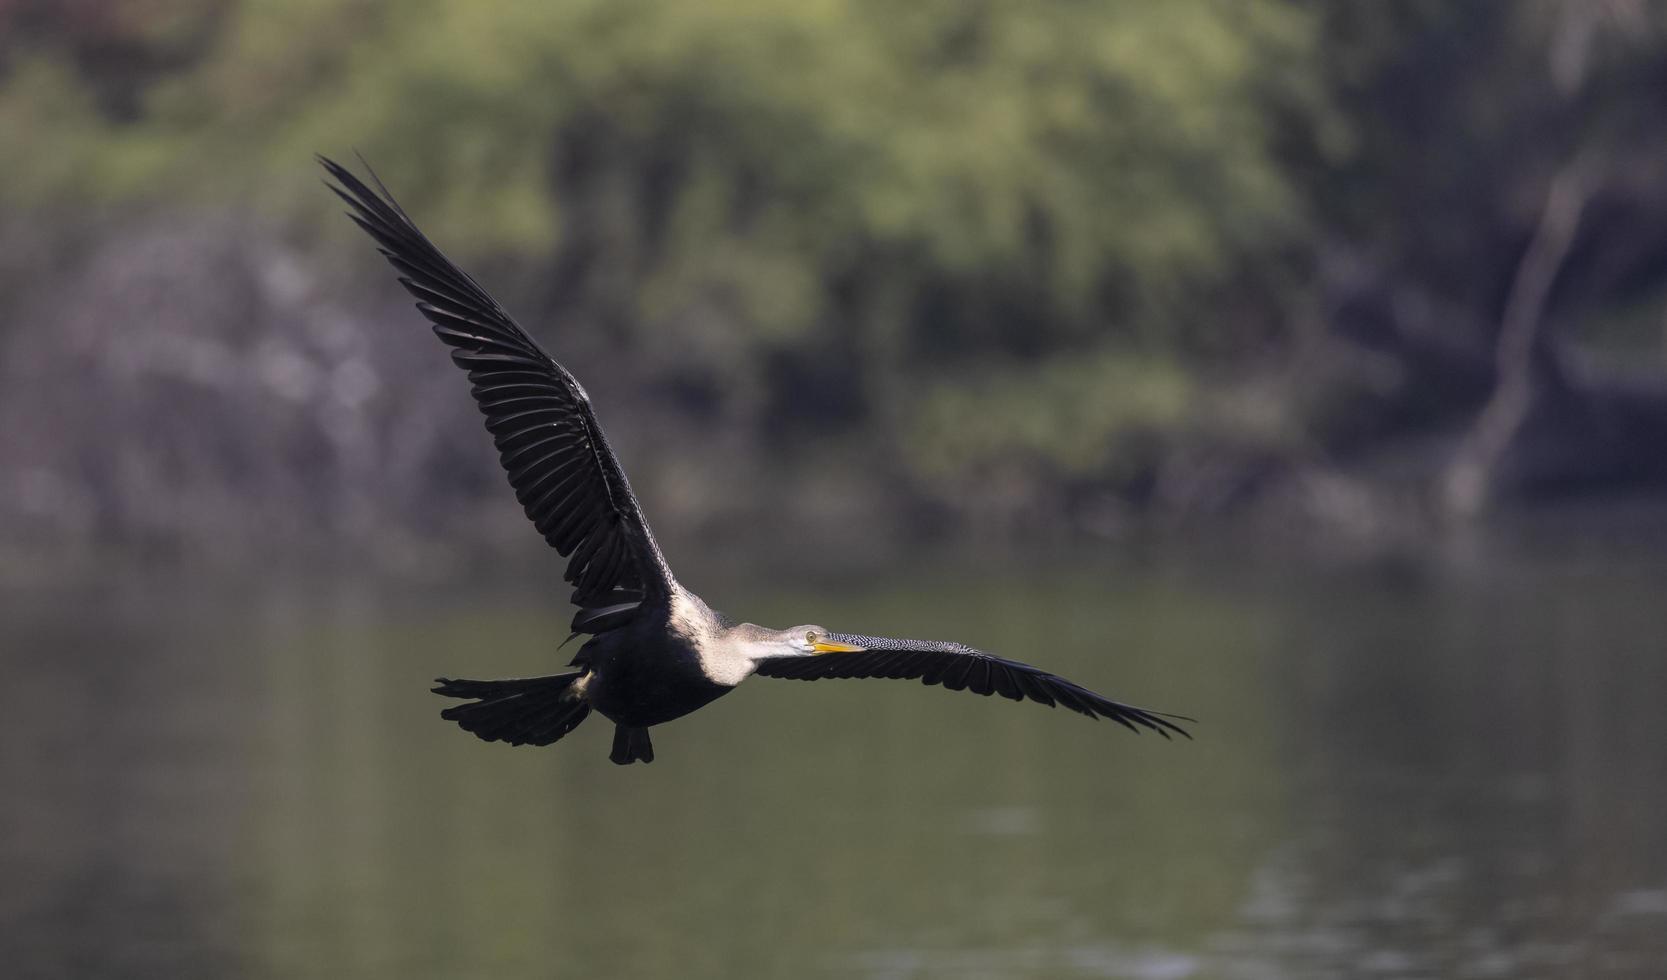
left=3, top=530, right=1665, bottom=978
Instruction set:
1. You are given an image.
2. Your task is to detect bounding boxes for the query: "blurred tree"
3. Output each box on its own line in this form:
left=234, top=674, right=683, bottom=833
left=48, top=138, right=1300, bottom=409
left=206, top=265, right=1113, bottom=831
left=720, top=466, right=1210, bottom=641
left=1293, top=0, right=1667, bottom=515
left=8, top=0, right=1667, bottom=563
left=2, top=0, right=1318, bottom=427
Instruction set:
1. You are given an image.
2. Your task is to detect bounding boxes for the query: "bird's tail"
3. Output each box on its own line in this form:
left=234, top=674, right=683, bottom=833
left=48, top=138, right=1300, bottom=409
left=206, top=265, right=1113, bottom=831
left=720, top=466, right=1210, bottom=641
left=610, top=725, right=654, bottom=765
left=432, top=673, right=591, bottom=746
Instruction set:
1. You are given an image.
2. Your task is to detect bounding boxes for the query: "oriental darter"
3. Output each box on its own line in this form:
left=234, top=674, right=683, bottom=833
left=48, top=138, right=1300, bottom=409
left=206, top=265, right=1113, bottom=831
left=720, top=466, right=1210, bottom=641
left=322, top=156, right=1191, bottom=765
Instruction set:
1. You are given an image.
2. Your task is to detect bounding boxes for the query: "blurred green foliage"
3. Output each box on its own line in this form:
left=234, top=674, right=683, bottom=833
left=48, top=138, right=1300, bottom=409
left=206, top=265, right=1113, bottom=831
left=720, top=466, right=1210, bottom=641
left=7, top=0, right=1667, bottom=559
left=1, top=0, right=1319, bottom=450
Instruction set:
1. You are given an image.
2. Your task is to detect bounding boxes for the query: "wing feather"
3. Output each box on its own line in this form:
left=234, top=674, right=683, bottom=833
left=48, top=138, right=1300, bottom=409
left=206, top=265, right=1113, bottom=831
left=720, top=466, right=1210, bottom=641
left=322, top=155, right=674, bottom=624
left=753, top=632, right=1190, bottom=738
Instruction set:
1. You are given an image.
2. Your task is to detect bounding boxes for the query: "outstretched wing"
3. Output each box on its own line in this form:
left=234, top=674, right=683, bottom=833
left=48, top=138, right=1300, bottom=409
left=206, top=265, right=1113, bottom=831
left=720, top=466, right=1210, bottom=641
left=754, top=633, right=1191, bottom=737
left=321, top=156, right=674, bottom=630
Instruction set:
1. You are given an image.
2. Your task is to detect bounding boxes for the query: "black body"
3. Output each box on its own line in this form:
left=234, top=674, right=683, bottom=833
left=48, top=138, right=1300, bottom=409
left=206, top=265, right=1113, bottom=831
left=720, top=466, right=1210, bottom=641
left=574, top=616, right=733, bottom=728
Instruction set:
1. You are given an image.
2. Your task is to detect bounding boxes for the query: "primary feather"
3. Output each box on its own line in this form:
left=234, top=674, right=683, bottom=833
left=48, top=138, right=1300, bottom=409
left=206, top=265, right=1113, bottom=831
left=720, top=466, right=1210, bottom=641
left=321, top=155, right=675, bottom=627
left=755, top=633, right=1192, bottom=737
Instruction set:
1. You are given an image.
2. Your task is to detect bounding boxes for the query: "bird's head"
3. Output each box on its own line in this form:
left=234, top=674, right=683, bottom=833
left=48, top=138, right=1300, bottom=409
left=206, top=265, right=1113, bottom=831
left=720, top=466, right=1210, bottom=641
left=733, top=623, right=868, bottom=658
left=718, top=623, right=869, bottom=683
left=781, top=626, right=867, bottom=655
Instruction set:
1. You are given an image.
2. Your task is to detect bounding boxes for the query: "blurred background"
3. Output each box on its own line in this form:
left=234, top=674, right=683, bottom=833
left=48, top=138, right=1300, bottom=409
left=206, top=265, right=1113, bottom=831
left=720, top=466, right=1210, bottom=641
left=3, top=2, right=1667, bottom=978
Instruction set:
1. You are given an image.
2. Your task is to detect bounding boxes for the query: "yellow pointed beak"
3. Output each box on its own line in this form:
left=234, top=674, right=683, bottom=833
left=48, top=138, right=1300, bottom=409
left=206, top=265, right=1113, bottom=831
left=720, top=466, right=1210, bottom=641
left=811, top=640, right=866, bottom=654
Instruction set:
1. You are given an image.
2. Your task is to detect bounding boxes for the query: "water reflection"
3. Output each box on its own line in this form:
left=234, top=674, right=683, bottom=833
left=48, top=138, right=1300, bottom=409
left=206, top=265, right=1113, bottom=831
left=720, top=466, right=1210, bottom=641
left=2, top=539, right=1664, bottom=978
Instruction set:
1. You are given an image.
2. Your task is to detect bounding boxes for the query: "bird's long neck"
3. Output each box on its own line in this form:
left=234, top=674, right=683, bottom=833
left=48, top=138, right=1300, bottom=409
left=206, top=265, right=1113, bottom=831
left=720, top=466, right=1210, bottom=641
left=669, top=588, right=760, bottom=687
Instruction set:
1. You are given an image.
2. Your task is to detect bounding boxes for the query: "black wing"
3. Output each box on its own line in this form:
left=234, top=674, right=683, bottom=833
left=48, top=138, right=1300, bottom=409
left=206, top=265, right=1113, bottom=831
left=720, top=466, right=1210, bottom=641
left=322, top=156, right=674, bottom=630
left=754, top=633, right=1191, bottom=737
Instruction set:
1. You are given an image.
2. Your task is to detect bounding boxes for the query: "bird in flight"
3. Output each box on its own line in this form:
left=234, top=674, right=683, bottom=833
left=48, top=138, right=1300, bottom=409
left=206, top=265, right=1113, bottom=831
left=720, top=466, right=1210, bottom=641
left=322, top=156, right=1191, bottom=765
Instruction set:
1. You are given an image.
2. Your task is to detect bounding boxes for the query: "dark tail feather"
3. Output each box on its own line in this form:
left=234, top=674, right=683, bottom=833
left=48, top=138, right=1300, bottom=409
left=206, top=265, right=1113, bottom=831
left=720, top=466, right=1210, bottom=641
left=433, top=673, right=591, bottom=747
left=609, top=725, right=654, bottom=765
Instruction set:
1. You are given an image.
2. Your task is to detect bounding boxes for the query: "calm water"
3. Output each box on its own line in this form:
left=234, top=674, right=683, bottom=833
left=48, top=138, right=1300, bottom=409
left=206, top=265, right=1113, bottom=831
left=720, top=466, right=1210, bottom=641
left=3, top=526, right=1666, bottom=978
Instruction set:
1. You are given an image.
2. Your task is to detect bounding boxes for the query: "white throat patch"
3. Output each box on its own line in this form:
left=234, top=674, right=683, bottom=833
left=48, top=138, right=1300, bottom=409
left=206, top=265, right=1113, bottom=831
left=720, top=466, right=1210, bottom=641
left=671, top=588, right=759, bottom=687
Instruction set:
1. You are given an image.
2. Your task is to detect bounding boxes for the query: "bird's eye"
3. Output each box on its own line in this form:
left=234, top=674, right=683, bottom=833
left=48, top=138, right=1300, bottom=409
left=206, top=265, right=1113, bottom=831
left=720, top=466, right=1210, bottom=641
left=805, top=629, right=820, bottom=644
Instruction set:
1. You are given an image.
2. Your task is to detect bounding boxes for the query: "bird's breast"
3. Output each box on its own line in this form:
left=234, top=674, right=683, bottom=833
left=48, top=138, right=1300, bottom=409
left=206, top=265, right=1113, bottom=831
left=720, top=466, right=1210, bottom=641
left=584, top=624, right=734, bottom=727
